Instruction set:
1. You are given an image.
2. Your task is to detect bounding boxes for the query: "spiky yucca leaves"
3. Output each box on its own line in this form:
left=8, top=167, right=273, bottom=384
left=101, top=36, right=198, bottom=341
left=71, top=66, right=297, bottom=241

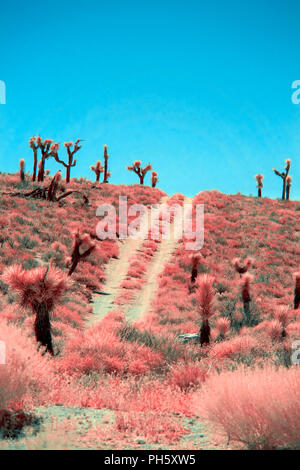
left=294, top=272, right=300, bottom=310
left=127, top=160, right=152, bottom=185
left=255, top=174, right=263, bottom=198
left=197, top=274, right=216, bottom=346
left=2, top=265, right=70, bottom=355
left=273, top=306, right=292, bottom=339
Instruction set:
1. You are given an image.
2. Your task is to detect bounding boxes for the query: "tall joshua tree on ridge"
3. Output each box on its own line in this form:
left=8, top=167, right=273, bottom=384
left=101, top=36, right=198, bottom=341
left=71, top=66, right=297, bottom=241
left=103, top=144, right=111, bottom=183
left=90, top=160, right=104, bottom=182
left=52, top=139, right=83, bottom=183
left=151, top=171, right=158, bottom=188
left=29, top=136, right=59, bottom=182
left=273, top=158, right=291, bottom=200
left=126, top=160, right=152, bottom=185
left=255, top=174, right=263, bottom=198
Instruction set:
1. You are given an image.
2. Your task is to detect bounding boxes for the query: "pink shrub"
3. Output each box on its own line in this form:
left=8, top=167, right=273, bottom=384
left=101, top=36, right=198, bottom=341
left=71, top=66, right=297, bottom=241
left=168, top=362, right=208, bottom=391
left=199, top=366, right=300, bottom=449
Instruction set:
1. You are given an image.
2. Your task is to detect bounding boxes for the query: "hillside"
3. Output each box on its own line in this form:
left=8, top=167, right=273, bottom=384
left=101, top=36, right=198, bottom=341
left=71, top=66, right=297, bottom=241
left=0, top=173, right=300, bottom=450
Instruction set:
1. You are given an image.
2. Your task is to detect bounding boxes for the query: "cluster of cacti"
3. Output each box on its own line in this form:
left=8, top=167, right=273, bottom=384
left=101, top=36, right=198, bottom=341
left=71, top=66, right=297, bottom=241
left=24, top=138, right=161, bottom=187
left=126, top=160, right=153, bottom=185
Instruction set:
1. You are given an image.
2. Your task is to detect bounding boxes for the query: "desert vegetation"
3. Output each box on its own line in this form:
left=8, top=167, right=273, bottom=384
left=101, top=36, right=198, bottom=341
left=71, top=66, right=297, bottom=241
left=0, top=140, right=299, bottom=450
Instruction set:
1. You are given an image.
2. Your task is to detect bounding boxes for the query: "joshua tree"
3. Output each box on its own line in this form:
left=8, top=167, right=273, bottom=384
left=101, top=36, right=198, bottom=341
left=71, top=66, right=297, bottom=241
left=68, top=230, right=96, bottom=276
left=52, top=140, right=82, bottom=183
left=232, top=257, right=253, bottom=276
left=255, top=174, right=263, bottom=197
left=273, top=158, right=291, bottom=200
left=2, top=265, right=69, bottom=355
left=188, top=253, right=202, bottom=293
left=126, top=160, right=152, bottom=185
left=151, top=171, right=158, bottom=188
left=103, top=145, right=111, bottom=183
left=240, top=273, right=253, bottom=324
left=286, top=175, right=292, bottom=201
left=38, top=139, right=58, bottom=182
left=19, top=159, right=25, bottom=182
left=294, top=272, right=300, bottom=310
left=29, top=136, right=58, bottom=182
left=29, top=137, right=38, bottom=182
left=90, top=160, right=104, bottom=182
left=197, top=274, right=216, bottom=346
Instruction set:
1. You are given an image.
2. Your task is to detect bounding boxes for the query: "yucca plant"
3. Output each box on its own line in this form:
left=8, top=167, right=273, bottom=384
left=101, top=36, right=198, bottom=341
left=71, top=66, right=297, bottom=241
left=197, top=274, right=216, bottom=346
left=2, top=265, right=69, bottom=355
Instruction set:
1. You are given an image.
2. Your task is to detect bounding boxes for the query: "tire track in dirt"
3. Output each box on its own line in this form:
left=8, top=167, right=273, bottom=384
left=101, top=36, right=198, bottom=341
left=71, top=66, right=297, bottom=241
left=88, top=196, right=192, bottom=326
left=126, top=196, right=193, bottom=322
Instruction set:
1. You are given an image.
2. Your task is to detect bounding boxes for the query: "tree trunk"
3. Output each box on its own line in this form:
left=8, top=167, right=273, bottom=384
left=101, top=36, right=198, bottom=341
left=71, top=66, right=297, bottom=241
left=34, top=303, right=54, bottom=355
left=32, top=150, right=37, bottom=182
left=282, top=179, right=286, bottom=200
left=258, top=188, right=261, bottom=198
left=191, top=267, right=198, bottom=283
left=199, top=319, right=210, bottom=346
left=66, top=166, right=71, bottom=183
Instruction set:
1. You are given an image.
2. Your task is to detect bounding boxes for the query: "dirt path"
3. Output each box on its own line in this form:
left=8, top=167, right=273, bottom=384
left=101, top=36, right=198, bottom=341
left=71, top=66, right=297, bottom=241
left=88, top=196, right=192, bottom=326
left=126, top=196, right=193, bottom=322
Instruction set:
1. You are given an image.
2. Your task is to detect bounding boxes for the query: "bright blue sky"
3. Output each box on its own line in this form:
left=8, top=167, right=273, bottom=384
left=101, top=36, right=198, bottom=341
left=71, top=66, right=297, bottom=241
left=0, top=0, right=300, bottom=199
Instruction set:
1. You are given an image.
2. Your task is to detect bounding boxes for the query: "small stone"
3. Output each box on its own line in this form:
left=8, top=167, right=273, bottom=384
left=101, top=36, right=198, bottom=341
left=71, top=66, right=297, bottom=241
left=136, top=438, right=146, bottom=444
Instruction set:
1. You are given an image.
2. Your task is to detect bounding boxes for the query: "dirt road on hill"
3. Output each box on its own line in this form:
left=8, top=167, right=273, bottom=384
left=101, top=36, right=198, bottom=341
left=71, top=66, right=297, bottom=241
left=87, top=196, right=192, bottom=326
